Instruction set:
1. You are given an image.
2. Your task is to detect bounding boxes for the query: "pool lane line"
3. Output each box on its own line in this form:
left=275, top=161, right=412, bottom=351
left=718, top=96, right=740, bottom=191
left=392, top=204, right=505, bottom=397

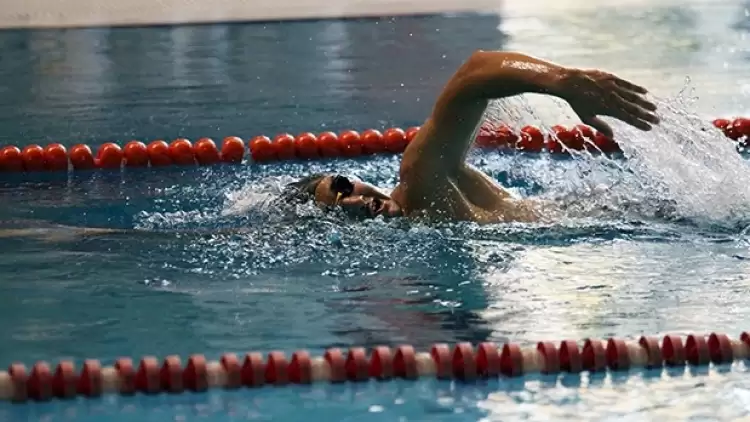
left=0, top=332, right=747, bottom=403
left=1, top=117, right=749, bottom=173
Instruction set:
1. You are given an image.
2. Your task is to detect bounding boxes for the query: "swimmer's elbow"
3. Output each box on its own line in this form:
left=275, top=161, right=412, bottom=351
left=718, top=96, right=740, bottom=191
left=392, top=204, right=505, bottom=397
left=459, top=50, right=520, bottom=77
left=436, top=50, right=501, bottom=106
left=452, top=50, right=564, bottom=100
left=463, top=49, right=499, bottom=69
left=455, top=50, right=494, bottom=81
left=448, top=51, right=525, bottom=99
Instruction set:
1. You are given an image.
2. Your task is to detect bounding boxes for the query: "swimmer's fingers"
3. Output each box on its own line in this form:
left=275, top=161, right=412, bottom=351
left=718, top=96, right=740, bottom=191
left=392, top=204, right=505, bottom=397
left=615, top=85, right=657, bottom=112
left=579, top=115, right=613, bottom=139
left=610, top=74, right=648, bottom=94
left=608, top=78, right=659, bottom=128
left=610, top=92, right=659, bottom=130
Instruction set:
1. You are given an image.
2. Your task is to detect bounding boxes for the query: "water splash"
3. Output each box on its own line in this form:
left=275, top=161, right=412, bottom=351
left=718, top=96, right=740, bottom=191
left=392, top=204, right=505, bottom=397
left=221, top=175, right=297, bottom=218
left=483, top=80, right=750, bottom=229
left=617, top=89, right=750, bottom=226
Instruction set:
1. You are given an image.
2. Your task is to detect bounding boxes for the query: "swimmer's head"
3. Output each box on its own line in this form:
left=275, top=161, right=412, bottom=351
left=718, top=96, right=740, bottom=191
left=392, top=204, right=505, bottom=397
left=282, top=173, right=403, bottom=219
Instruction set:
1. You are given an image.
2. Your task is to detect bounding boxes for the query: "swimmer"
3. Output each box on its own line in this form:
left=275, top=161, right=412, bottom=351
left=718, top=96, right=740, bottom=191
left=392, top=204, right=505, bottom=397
left=0, top=51, right=660, bottom=241
left=283, top=51, right=659, bottom=223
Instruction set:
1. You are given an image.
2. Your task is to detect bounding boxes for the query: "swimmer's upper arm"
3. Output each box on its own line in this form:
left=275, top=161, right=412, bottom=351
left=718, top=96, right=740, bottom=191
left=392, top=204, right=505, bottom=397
left=403, top=51, right=568, bottom=174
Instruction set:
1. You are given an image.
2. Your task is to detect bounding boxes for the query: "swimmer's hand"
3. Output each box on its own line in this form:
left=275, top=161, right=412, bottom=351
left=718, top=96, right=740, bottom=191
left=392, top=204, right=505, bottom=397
left=556, top=68, right=659, bottom=139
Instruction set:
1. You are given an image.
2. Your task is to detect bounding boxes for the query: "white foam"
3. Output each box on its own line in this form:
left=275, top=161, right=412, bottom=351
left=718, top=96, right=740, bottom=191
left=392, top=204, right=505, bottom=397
left=483, top=81, right=750, bottom=227
left=616, top=92, right=750, bottom=224
left=221, top=176, right=295, bottom=217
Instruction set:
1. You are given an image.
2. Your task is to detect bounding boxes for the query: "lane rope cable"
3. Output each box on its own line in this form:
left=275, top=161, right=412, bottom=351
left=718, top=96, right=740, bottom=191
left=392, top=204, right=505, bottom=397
left=1, top=331, right=748, bottom=403
left=1, top=117, right=749, bottom=173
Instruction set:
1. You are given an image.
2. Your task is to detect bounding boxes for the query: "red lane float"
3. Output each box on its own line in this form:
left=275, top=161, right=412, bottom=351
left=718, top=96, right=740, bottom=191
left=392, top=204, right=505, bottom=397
left=1, top=117, right=750, bottom=173
left=1, top=331, right=749, bottom=403
left=97, top=143, right=123, bottom=169
left=69, top=144, right=95, bottom=170
left=43, top=144, right=68, bottom=171
left=123, top=141, right=149, bottom=167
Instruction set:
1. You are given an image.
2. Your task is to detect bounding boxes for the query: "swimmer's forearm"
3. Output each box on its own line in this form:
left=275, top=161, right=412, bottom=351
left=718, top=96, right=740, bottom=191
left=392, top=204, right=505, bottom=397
left=448, top=51, right=569, bottom=101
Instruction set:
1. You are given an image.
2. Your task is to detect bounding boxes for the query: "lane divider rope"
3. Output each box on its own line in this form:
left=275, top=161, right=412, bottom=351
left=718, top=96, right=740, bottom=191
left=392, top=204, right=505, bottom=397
left=0, top=117, right=748, bottom=174
left=1, top=331, right=749, bottom=403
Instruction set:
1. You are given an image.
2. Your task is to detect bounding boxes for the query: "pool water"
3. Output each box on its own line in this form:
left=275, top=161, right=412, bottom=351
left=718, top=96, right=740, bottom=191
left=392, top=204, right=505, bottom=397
left=2, top=0, right=750, bottom=420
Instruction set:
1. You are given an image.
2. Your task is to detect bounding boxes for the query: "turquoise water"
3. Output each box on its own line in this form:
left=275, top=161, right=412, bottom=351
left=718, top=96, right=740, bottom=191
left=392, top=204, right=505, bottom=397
left=2, top=0, right=750, bottom=420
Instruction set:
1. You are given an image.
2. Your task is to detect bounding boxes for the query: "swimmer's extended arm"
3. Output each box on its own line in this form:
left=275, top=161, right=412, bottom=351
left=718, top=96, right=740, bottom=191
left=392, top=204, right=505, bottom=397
left=0, top=226, right=249, bottom=242
left=0, top=227, right=130, bottom=238
left=404, top=50, right=659, bottom=172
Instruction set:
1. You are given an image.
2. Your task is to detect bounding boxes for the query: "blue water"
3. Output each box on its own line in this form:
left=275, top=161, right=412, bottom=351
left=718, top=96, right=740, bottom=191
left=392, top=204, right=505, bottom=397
left=2, top=0, right=750, bottom=420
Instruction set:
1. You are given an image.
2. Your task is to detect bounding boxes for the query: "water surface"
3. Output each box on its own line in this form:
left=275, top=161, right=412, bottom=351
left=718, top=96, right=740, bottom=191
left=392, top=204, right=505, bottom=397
left=1, top=1, right=750, bottom=420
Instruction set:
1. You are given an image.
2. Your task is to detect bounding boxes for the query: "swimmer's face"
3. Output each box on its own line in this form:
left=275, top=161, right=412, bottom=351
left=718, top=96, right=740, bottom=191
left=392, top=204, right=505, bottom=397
left=313, top=175, right=403, bottom=219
